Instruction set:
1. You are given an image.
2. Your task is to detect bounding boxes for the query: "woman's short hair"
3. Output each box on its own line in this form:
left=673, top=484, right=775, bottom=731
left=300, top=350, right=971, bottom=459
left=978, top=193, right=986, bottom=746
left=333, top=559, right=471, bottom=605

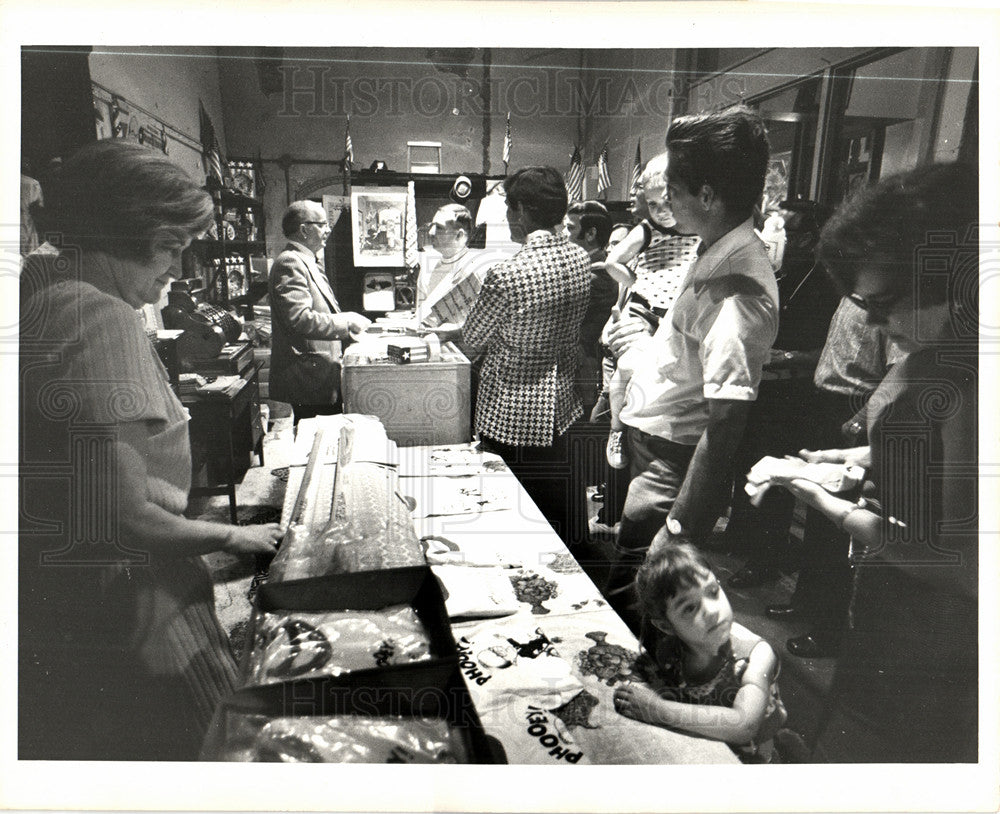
left=817, top=162, right=978, bottom=308
left=567, top=200, right=612, bottom=248
left=504, top=166, right=568, bottom=229
left=635, top=541, right=714, bottom=622
left=665, top=105, right=770, bottom=218
left=44, top=139, right=215, bottom=261
left=434, top=203, right=473, bottom=235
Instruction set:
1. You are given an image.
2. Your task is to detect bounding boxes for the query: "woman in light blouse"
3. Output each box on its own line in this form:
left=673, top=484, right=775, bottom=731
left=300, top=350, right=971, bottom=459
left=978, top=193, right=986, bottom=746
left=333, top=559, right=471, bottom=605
left=19, top=140, right=282, bottom=759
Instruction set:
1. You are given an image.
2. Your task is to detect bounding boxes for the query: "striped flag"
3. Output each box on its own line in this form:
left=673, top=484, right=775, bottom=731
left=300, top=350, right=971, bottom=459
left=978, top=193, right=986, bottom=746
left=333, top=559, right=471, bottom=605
left=565, top=146, right=584, bottom=203
left=596, top=143, right=612, bottom=198
left=198, top=101, right=224, bottom=186
left=629, top=140, right=642, bottom=198
left=404, top=180, right=420, bottom=271
left=344, top=116, right=354, bottom=167
left=502, top=111, right=512, bottom=170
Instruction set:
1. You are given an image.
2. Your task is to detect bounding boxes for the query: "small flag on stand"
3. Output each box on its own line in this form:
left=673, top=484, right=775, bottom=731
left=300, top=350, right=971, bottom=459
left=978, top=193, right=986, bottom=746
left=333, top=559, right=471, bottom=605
left=596, top=143, right=612, bottom=199
left=344, top=116, right=354, bottom=168
left=502, top=111, right=512, bottom=172
left=628, top=140, right=642, bottom=198
left=565, top=146, right=584, bottom=203
left=199, top=101, right=224, bottom=186
left=404, top=180, right=420, bottom=272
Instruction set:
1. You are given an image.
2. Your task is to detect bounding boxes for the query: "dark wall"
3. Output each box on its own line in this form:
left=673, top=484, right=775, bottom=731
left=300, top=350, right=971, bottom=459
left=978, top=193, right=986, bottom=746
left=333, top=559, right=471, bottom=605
left=21, top=47, right=95, bottom=179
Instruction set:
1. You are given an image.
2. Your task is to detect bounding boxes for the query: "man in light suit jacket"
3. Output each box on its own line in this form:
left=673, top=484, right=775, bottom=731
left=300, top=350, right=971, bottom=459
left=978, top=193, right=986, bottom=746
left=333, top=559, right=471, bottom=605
left=268, top=200, right=371, bottom=424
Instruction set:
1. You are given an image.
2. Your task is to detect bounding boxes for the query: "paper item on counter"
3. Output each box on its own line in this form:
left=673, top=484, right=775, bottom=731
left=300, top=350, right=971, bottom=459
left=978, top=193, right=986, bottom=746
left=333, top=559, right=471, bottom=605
left=745, top=455, right=865, bottom=505
left=403, top=475, right=512, bottom=518
left=421, top=535, right=522, bottom=568
left=431, top=565, right=520, bottom=619
left=290, top=414, right=399, bottom=467
left=397, top=443, right=508, bottom=478
left=195, top=374, right=242, bottom=394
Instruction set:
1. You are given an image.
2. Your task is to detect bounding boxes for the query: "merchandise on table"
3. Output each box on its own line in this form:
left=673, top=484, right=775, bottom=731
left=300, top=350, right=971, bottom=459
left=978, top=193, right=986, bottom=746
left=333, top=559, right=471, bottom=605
left=244, top=605, right=431, bottom=685
left=216, top=712, right=468, bottom=763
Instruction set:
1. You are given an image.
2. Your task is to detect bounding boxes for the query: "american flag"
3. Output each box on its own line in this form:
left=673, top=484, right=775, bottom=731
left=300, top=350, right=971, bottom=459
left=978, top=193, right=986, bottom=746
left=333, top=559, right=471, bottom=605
left=565, top=146, right=584, bottom=203
left=344, top=116, right=354, bottom=166
left=629, top=140, right=642, bottom=198
left=199, top=101, right=224, bottom=185
left=502, top=111, right=512, bottom=170
left=597, top=143, right=612, bottom=198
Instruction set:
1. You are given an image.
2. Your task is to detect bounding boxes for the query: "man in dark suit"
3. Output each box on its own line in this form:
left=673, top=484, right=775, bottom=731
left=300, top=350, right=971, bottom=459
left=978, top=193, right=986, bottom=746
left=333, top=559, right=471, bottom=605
left=268, top=200, right=371, bottom=424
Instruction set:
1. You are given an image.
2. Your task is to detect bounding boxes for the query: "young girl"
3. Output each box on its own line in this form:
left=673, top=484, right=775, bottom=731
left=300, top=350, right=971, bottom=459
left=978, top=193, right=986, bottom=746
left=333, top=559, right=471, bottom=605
left=594, top=153, right=701, bottom=470
left=612, top=540, right=787, bottom=763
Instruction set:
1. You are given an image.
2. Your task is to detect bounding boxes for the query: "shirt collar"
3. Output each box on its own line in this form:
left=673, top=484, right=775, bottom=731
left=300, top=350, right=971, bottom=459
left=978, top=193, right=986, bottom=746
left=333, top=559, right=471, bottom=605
left=525, top=228, right=563, bottom=245
left=438, top=247, right=469, bottom=267
left=691, top=218, right=759, bottom=279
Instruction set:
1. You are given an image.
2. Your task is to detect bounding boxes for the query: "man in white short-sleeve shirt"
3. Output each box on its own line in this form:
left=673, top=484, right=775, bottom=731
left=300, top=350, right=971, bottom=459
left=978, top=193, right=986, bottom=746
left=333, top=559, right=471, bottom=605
left=605, top=106, right=779, bottom=631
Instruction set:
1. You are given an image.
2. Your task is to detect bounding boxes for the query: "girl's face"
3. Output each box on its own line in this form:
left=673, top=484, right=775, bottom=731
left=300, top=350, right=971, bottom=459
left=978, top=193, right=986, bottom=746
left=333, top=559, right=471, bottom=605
left=642, top=183, right=676, bottom=228
left=653, top=569, right=733, bottom=651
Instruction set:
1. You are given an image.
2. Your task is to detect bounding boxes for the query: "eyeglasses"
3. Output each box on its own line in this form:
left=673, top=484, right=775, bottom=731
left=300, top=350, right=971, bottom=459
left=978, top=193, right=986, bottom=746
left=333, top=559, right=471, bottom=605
left=846, top=290, right=905, bottom=318
left=302, top=221, right=329, bottom=228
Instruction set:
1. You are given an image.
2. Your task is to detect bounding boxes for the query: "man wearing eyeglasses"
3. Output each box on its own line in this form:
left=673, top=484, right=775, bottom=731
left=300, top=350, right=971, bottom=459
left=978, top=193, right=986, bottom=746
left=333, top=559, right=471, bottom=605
left=269, top=200, right=371, bottom=424
left=414, top=204, right=486, bottom=340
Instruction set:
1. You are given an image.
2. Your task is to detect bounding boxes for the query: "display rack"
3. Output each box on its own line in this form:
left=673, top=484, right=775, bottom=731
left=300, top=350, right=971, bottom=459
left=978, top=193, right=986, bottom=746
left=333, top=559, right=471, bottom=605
left=186, top=159, right=268, bottom=313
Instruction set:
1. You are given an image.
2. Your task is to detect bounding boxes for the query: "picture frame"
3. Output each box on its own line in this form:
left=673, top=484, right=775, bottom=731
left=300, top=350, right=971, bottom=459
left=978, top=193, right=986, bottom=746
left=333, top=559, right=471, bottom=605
left=350, top=185, right=407, bottom=267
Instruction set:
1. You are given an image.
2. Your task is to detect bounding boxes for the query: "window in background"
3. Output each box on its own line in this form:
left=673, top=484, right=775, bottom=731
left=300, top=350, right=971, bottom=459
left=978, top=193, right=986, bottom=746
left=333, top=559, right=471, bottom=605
left=753, top=75, right=823, bottom=209
left=821, top=47, right=976, bottom=205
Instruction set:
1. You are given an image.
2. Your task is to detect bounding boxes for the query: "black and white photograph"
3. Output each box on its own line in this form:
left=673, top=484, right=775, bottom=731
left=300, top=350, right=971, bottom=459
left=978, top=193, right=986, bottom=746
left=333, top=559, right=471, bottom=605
left=3, top=2, right=999, bottom=812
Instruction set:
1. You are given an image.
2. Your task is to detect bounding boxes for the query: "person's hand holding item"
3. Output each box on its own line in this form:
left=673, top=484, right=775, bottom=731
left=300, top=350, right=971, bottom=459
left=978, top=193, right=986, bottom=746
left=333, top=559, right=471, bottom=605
left=606, top=314, right=654, bottom=359
left=798, top=445, right=871, bottom=468
left=744, top=453, right=866, bottom=507
left=343, top=312, right=373, bottom=336
left=222, top=523, right=283, bottom=556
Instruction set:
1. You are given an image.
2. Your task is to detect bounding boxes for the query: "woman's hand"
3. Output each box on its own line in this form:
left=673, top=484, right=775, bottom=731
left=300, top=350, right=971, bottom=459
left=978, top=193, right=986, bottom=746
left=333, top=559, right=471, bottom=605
left=222, top=523, right=283, bottom=556
left=606, top=316, right=653, bottom=359
left=768, top=476, right=831, bottom=511
left=798, top=446, right=871, bottom=468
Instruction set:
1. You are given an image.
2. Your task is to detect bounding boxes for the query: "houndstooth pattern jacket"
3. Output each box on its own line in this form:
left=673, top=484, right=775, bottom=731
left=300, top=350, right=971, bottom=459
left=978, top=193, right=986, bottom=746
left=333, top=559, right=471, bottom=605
left=463, top=230, right=591, bottom=447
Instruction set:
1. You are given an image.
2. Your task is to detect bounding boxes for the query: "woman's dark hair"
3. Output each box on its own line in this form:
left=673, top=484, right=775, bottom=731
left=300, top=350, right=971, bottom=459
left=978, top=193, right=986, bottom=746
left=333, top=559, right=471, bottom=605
left=816, top=161, right=978, bottom=308
left=567, top=200, right=613, bottom=248
left=635, top=541, right=714, bottom=622
left=665, top=105, right=770, bottom=217
left=43, top=139, right=214, bottom=261
left=504, top=166, right=568, bottom=229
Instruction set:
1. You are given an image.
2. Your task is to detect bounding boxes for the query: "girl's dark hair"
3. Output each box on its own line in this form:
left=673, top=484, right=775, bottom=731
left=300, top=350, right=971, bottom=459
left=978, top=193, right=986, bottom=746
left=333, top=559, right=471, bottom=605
left=635, top=541, right=714, bottom=622
left=504, top=166, right=568, bottom=229
left=665, top=105, right=770, bottom=218
left=816, top=161, right=978, bottom=308
left=43, top=139, right=214, bottom=261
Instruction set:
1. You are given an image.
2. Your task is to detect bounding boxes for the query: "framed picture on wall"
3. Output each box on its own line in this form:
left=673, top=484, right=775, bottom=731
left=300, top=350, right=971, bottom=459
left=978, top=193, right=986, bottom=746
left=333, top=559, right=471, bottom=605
left=350, top=186, right=407, bottom=267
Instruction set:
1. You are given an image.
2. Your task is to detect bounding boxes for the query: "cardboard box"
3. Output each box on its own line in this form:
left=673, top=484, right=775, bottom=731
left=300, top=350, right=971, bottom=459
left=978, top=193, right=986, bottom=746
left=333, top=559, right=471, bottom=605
left=201, top=566, right=506, bottom=762
left=342, top=342, right=470, bottom=447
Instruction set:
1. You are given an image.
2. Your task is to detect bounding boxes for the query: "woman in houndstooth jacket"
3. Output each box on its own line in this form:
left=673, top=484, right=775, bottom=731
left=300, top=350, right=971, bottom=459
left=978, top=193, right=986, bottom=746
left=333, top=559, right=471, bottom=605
left=463, top=167, right=592, bottom=543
